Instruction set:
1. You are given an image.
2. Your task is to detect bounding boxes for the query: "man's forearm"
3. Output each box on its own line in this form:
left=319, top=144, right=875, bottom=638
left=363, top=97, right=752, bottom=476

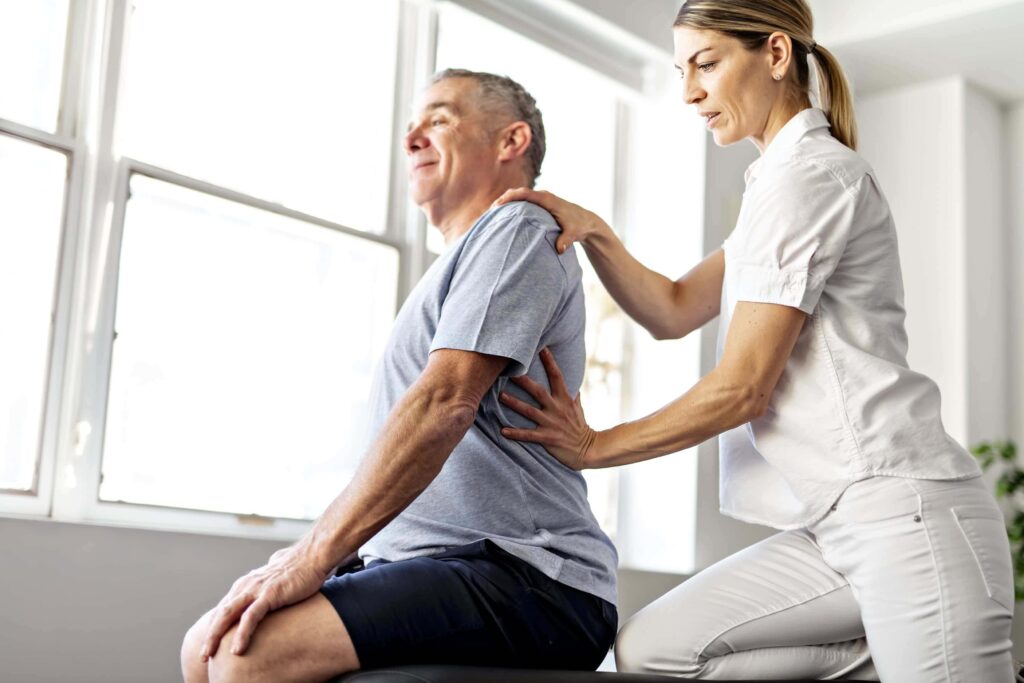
left=297, top=383, right=477, bottom=573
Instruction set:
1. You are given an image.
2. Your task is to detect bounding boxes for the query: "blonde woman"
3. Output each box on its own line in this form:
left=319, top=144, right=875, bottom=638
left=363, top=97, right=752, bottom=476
left=495, top=0, right=1015, bottom=680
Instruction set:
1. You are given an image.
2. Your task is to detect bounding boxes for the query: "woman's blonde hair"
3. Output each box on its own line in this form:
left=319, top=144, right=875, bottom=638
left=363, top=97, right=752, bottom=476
left=674, top=0, right=857, bottom=150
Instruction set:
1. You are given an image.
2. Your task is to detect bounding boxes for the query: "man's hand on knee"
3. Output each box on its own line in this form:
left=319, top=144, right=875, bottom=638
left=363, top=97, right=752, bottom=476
left=199, top=543, right=333, bottom=661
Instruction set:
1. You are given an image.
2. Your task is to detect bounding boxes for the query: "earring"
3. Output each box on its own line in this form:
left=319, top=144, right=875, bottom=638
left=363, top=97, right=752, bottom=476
left=773, top=73, right=783, bottom=81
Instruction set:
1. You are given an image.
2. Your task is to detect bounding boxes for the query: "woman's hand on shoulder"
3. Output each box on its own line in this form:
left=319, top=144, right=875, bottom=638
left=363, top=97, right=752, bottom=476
left=493, top=187, right=610, bottom=254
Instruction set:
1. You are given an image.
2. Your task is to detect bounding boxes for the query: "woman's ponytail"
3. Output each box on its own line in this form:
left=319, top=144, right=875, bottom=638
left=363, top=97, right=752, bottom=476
left=811, top=44, right=858, bottom=150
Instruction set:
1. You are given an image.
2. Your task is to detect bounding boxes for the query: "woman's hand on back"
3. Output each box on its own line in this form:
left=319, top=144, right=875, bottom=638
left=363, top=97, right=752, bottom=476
left=493, top=188, right=610, bottom=254
left=499, top=348, right=598, bottom=471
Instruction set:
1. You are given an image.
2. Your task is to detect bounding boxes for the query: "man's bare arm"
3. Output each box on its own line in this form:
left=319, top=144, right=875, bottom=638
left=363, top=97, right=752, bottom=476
left=200, top=348, right=508, bottom=659
left=304, top=347, right=508, bottom=569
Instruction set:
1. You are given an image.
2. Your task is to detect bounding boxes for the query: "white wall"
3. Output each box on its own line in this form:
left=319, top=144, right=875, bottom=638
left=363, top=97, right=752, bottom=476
left=857, top=78, right=968, bottom=442
left=964, top=85, right=1009, bottom=445
left=1008, top=102, right=1024, bottom=449
left=857, top=78, right=1010, bottom=448
left=0, top=517, right=287, bottom=683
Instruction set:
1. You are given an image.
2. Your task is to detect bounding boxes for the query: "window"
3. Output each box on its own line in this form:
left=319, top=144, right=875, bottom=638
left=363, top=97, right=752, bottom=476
left=0, top=0, right=700, bottom=556
left=119, top=0, right=400, bottom=233
left=0, top=0, right=70, bottom=132
left=100, top=175, right=398, bottom=519
left=0, top=134, right=68, bottom=493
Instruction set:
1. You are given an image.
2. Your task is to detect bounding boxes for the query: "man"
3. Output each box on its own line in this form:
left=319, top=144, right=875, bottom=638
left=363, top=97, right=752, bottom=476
left=181, top=69, right=617, bottom=683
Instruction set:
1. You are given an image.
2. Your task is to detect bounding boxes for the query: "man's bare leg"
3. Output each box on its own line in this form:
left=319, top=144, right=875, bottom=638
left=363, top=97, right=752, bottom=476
left=181, top=593, right=359, bottom=683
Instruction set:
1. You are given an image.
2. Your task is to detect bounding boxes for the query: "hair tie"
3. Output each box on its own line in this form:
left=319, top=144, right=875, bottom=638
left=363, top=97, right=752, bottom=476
left=808, top=41, right=817, bottom=54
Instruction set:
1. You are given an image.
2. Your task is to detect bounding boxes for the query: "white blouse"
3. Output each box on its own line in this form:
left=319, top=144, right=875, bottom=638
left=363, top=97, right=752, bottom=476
left=717, top=107, right=980, bottom=530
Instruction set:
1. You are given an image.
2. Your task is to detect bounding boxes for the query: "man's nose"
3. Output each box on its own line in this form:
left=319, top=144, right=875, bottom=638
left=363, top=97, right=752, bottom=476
left=404, top=126, right=428, bottom=154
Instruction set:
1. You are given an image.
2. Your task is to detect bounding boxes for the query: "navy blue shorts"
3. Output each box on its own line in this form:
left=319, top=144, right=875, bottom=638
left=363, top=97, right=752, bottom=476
left=318, top=539, right=617, bottom=671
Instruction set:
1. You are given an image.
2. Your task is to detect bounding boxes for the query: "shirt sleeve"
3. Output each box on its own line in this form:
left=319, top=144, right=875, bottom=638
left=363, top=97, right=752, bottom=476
left=727, top=159, right=858, bottom=314
left=430, top=209, right=567, bottom=377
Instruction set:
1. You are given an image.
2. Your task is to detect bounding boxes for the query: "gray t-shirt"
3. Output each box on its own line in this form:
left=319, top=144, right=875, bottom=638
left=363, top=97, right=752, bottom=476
left=359, top=201, right=618, bottom=606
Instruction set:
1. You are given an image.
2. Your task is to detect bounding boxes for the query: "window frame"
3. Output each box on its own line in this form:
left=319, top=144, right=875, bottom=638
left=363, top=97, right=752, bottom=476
left=1, top=0, right=682, bottom=545
left=0, top=0, right=87, bottom=516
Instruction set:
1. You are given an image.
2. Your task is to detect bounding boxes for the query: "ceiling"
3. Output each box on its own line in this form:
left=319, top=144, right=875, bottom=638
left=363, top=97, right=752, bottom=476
left=566, top=0, right=1024, bottom=103
left=814, top=0, right=1024, bottom=102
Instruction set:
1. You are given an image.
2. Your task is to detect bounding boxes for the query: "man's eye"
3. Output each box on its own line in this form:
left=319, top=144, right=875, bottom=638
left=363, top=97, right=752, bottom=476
left=431, top=119, right=446, bottom=126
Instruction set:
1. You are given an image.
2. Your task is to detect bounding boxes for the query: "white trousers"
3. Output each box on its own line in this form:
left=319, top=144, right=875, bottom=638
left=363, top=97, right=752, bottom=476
left=615, top=476, right=1015, bottom=681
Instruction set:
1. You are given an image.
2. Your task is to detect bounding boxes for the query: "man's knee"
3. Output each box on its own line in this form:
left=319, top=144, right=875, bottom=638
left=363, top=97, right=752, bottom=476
left=190, top=595, right=357, bottom=683
left=206, top=639, right=272, bottom=683
left=181, top=615, right=211, bottom=683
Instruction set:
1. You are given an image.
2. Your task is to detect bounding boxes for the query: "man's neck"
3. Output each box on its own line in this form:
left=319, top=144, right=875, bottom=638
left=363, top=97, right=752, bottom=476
left=433, top=195, right=495, bottom=246
left=425, top=176, right=526, bottom=246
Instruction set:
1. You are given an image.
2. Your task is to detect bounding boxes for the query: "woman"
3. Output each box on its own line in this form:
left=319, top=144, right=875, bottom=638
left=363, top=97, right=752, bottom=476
left=494, top=1, right=1015, bottom=680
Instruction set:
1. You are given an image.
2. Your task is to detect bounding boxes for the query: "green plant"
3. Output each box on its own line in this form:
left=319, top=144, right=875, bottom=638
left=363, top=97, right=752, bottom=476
left=971, top=439, right=1023, bottom=601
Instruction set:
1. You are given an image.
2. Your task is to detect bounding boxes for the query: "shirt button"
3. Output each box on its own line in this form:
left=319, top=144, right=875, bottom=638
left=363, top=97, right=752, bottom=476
left=913, top=514, right=922, bottom=523
left=830, top=504, right=838, bottom=512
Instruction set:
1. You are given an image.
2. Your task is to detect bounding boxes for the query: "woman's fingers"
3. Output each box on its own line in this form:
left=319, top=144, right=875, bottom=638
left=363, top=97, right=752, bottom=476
left=539, top=348, right=570, bottom=399
left=493, top=187, right=542, bottom=207
left=493, top=188, right=600, bottom=255
left=500, top=427, right=549, bottom=443
left=509, top=374, right=553, bottom=407
left=499, top=392, right=547, bottom=425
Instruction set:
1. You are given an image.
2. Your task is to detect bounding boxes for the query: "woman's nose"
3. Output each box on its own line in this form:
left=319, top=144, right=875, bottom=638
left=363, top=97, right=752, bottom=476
left=685, top=81, right=705, bottom=105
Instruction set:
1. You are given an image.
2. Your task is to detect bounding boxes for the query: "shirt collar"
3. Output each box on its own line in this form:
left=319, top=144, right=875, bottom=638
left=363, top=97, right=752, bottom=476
left=744, top=108, right=831, bottom=185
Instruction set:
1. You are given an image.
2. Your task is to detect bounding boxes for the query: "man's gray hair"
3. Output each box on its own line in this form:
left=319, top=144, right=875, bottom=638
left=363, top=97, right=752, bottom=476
left=432, top=68, right=546, bottom=188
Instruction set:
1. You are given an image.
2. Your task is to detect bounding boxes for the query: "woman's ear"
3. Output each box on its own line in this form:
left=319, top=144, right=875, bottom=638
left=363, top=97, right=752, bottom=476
left=765, top=31, right=794, bottom=79
left=497, top=121, right=532, bottom=163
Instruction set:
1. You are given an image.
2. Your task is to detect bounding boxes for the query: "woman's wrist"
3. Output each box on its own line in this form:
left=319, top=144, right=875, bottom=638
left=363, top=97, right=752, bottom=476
left=582, top=428, right=610, bottom=469
left=579, top=215, right=614, bottom=248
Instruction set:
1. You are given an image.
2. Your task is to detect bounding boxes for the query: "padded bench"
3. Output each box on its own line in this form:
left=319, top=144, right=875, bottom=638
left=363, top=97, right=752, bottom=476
left=336, top=666, right=875, bottom=682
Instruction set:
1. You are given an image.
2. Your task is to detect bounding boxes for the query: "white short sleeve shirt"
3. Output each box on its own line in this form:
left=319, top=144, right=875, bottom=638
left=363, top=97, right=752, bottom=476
left=717, top=108, right=980, bottom=530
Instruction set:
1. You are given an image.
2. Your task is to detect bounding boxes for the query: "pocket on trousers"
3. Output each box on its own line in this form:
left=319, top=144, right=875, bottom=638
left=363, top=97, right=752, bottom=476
left=953, top=505, right=1015, bottom=612
left=831, top=477, right=920, bottom=523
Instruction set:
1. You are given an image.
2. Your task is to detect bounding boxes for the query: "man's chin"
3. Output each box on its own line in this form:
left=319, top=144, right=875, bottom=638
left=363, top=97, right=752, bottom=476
left=409, top=189, right=433, bottom=209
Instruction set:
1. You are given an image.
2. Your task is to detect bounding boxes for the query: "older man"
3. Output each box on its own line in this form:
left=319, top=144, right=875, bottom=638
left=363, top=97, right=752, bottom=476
left=181, top=69, right=617, bottom=683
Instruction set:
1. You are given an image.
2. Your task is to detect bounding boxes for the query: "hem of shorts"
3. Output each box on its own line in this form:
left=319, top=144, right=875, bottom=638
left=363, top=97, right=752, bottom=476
left=318, top=584, right=380, bottom=669
left=720, top=468, right=984, bottom=530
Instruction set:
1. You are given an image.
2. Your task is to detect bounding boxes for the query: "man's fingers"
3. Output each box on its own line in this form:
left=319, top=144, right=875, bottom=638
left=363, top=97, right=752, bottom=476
left=231, top=596, right=272, bottom=656
left=509, top=375, right=553, bottom=407
left=539, top=348, right=570, bottom=398
left=201, top=594, right=251, bottom=660
left=499, top=392, right=546, bottom=425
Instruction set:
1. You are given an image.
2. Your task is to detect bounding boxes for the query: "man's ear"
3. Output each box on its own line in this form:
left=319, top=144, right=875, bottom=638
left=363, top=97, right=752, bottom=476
left=496, top=121, right=532, bottom=163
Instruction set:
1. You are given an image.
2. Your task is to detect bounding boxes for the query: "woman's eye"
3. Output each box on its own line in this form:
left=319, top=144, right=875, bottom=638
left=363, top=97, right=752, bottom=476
left=697, top=62, right=716, bottom=72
